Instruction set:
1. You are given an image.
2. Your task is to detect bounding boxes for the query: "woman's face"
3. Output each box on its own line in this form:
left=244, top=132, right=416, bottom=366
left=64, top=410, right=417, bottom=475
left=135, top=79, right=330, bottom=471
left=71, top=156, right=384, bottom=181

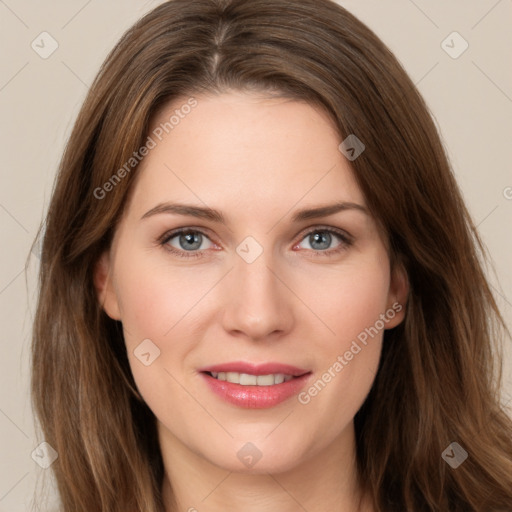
left=96, top=90, right=408, bottom=474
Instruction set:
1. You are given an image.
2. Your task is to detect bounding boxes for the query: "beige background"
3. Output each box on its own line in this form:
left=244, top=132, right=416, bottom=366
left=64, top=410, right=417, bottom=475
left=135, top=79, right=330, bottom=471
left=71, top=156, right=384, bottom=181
left=1, top=0, right=511, bottom=510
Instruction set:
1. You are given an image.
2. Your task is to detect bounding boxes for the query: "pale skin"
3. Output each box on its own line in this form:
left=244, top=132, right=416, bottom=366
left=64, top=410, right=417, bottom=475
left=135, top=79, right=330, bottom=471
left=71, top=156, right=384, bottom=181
left=95, top=90, right=409, bottom=512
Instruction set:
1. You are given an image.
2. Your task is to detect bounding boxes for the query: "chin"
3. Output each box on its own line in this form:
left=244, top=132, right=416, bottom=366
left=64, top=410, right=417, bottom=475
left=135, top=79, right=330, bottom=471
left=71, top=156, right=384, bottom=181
left=199, top=435, right=314, bottom=475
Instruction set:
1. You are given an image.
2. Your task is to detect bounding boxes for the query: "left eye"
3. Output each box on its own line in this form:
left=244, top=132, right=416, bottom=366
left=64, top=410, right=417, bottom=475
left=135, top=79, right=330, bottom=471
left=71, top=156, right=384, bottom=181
left=295, top=229, right=347, bottom=252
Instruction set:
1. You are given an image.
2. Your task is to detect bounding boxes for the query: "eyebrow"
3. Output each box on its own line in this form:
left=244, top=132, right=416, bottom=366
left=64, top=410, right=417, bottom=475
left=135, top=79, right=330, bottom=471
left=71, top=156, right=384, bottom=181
left=140, top=201, right=368, bottom=223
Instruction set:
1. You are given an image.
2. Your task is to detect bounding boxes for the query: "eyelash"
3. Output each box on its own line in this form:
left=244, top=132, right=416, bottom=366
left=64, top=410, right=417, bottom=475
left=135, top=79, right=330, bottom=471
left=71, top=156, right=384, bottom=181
left=157, top=226, right=353, bottom=260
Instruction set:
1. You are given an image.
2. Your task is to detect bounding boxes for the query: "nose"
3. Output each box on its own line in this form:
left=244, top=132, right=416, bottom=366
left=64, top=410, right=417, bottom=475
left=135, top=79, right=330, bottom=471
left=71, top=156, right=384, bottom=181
left=220, top=245, right=295, bottom=341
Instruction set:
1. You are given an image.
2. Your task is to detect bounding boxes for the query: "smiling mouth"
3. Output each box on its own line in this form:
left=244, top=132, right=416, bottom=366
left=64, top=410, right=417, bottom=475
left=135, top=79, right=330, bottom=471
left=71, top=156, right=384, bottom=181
left=205, top=371, right=298, bottom=386
left=200, top=368, right=312, bottom=408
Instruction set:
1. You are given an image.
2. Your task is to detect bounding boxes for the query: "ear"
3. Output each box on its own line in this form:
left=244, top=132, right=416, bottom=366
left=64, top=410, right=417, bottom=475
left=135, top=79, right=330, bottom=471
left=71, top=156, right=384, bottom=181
left=384, top=261, right=409, bottom=329
left=93, top=250, right=121, bottom=321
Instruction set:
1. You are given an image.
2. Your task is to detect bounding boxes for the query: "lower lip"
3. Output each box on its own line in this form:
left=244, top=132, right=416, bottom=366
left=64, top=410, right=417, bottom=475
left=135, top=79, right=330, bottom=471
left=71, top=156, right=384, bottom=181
left=200, top=372, right=312, bottom=409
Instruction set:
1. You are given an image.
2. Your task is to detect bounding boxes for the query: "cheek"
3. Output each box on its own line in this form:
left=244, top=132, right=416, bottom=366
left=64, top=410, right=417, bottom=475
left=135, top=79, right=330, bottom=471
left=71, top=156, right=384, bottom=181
left=114, top=248, right=214, bottom=343
left=113, top=260, right=199, bottom=420
left=112, top=249, right=218, bottom=398
left=294, top=255, right=391, bottom=345
left=294, top=258, right=389, bottom=417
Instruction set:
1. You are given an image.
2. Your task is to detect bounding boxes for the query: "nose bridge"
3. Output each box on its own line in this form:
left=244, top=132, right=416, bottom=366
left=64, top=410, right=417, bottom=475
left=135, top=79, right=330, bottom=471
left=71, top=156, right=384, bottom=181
left=221, top=236, right=293, bottom=339
left=235, top=242, right=275, bottom=298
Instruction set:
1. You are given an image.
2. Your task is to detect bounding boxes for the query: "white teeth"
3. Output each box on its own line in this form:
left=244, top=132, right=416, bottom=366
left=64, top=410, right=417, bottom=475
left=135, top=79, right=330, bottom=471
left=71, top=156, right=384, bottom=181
left=226, top=371, right=240, bottom=384
left=239, top=373, right=257, bottom=385
left=273, top=374, right=285, bottom=384
left=209, top=372, right=295, bottom=385
left=257, top=374, right=276, bottom=386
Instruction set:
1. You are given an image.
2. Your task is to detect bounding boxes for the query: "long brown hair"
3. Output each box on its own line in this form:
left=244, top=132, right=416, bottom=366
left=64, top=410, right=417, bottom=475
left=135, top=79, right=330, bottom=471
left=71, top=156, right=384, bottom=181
left=31, top=0, right=512, bottom=510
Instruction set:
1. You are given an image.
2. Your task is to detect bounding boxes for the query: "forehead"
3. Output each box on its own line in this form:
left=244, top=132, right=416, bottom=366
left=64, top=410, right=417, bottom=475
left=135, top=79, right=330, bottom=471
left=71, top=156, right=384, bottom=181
left=127, top=91, right=366, bottom=219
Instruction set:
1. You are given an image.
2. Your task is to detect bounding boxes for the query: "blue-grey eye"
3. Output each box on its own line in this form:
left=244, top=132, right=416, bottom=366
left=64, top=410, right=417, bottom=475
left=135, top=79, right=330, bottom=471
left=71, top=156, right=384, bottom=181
left=299, top=230, right=342, bottom=251
left=167, top=231, right=213, bottom=251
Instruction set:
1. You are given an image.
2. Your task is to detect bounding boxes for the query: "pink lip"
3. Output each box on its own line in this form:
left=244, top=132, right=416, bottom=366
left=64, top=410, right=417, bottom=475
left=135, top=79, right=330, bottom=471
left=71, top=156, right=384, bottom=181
left=197, top=361, right=312, bottom=409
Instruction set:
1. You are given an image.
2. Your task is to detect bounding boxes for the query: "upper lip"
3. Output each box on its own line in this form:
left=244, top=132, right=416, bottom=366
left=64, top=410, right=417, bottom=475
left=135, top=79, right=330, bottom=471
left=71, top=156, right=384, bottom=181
left=198, top=361, right=310, bottom=377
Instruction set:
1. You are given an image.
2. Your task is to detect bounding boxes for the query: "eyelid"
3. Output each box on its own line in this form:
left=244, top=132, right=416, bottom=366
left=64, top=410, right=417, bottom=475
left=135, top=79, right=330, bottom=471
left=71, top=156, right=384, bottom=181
left=298, top=224, right=353, bottom=243
left=158, top=225, right=218, bottom=244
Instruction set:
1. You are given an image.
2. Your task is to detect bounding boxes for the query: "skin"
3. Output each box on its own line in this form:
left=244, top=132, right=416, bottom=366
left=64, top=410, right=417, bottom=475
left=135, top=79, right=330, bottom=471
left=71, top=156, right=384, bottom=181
left=95, top=90, right=409, bottom=512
